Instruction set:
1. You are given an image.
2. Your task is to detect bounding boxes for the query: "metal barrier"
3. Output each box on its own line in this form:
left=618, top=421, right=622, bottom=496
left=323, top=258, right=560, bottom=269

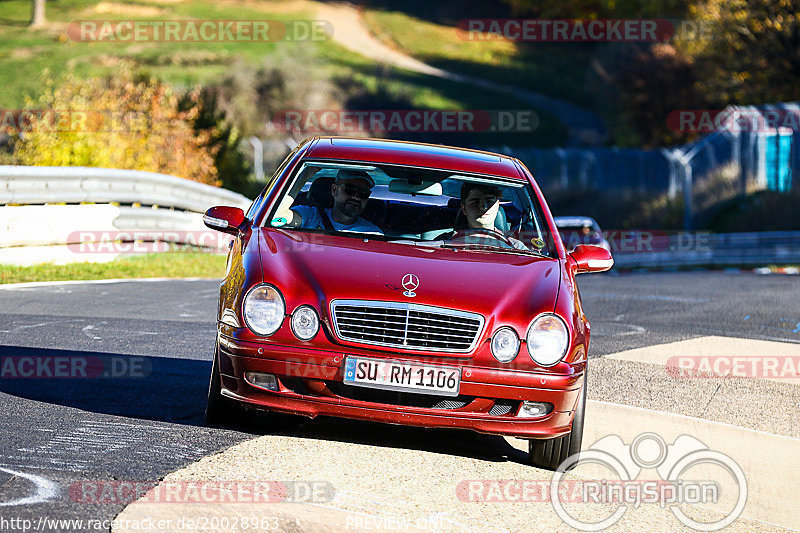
left=0, top=166, right=252, bottom=265
left=0, top=165, right=251, bottom=212
left=611, top=230, right=800, bottom=269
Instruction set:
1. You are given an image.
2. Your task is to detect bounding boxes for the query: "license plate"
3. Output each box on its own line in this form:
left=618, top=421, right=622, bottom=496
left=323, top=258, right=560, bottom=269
left=343, top=357, right=461, bottom=397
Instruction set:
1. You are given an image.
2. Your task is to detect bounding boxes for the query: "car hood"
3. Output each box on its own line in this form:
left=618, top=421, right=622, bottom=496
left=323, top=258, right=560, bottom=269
left=258, top=229, right=561, bottom=321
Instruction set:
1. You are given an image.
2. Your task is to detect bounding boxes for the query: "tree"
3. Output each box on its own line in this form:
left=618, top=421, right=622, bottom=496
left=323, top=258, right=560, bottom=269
left=600, top=43, right=707, bottom=146
left=502, top=0, right=688, bottom=18
left=30, top=0, right=46, bottom=28
left=677, top=0, right=800, bottom=105
left=12, top=68, right=220, bottom=186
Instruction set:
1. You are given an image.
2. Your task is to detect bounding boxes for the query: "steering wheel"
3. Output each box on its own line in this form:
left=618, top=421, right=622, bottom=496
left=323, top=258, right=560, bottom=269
left=449, top=228, right=517, bottom=248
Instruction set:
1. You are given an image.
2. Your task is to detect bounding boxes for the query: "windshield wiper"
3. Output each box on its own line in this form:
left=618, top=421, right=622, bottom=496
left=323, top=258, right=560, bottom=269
left=439, top=242, right=546, bottom=257
left=388, top=239, right=447, bottom=248
left=388, top=239, right=549, bottom=257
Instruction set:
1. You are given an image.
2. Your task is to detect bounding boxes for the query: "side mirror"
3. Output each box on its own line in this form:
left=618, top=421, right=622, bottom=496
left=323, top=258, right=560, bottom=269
left=569, top=244, right=614, bottom=274
left=203, top=206, right=245, bottom=235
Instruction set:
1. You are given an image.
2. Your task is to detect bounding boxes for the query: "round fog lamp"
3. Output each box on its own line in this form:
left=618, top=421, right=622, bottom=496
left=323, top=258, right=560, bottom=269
left=519, top=401, right=552, bottom=418
left=491, top=327, right=520, bottom=363
left=291, top=306, right=319, bottom=340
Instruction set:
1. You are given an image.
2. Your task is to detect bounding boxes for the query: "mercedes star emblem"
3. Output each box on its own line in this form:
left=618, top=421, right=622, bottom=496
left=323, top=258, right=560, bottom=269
left=401, top=274, right=419, bottom=297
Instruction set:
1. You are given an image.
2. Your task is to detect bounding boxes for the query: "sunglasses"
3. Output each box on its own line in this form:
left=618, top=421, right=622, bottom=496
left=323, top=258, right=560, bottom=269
left=342, top=184, right=371, bottom=199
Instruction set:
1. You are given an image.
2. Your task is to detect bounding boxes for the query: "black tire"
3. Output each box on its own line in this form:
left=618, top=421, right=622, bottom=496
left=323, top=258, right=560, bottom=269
left=205, top=346, right=242, bottom=425
left=528, top=368, right=587, bottom=470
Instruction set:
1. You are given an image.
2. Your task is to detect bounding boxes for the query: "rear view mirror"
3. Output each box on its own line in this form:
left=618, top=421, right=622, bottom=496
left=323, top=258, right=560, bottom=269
left=203, top=206, right=245, bottom=235
left=388, top=179, right=443, bottom=196
left=569, top=244, right=614, bottom=274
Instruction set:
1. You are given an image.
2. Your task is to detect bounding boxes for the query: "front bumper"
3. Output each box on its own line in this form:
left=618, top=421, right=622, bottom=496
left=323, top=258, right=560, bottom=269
left=218, top=335, right=583, bottom=439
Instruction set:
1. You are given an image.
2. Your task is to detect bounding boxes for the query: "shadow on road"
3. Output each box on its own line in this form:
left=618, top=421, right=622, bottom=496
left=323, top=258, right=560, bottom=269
left=288, top=416, right=530, bottom=465
left=0, top=344, right=211, bottom=425
left=0, top=344, right=530, bottom=465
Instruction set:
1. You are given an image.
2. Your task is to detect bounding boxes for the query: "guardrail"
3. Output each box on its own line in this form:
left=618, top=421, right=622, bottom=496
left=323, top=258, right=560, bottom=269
left=0, top=165, right=251, bottom=212
left=0, top=166, right=252, bottom=265
left=611, top=231, right=800, bottom=269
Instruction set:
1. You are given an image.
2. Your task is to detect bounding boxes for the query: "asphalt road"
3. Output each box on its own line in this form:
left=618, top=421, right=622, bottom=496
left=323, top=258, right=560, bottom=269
left=0, top=272, right=797, bottom=532
left=580, top=270, right=800, bottom=356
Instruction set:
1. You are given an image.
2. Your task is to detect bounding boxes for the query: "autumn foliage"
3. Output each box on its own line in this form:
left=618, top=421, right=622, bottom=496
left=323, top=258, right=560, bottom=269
left=11, top=68, right=220, bottom=186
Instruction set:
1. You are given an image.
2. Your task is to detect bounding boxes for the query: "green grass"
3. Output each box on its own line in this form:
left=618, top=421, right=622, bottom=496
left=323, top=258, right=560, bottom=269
left=707, top=190, right=800, bottom=232
left=0, top=0, right=309, bottom=107
left=362, top=7, right=599, bottom=109
left=0, top=251, right=227, bottom=284
left=319, top=45, right=567, bottom=146
left=0, top=0, right=567, bottom=147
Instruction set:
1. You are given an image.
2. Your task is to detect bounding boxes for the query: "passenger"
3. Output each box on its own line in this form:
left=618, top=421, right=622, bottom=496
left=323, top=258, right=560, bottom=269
left=455, top=182, right=527, bottom=250
left=276, top=169, right=383, bottom=235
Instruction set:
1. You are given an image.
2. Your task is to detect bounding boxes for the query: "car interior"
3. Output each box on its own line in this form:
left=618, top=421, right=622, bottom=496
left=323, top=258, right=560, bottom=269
left=291, top=172, right=522, bottom=241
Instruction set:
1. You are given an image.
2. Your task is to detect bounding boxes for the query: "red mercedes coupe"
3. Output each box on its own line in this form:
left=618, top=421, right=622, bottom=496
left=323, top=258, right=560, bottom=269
left=203, top=137, right=612, bottom=470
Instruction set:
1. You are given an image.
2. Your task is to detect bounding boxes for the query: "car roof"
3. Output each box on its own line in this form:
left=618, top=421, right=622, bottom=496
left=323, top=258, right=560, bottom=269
left=553, top=216, right=599, bottom=227
left=303, top=137, right=525, bottom=181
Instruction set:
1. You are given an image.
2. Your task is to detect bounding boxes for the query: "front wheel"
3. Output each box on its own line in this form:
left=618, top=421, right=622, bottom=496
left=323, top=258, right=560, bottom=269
left=205, top=346, right=243, bottom=425
left=528, top=368, right=587, bottom=470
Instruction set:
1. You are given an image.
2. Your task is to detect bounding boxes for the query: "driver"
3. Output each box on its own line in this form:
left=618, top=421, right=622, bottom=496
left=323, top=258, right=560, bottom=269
left=274, top=169, right=383, bottom=235
left=455, top=182, right=527, bottom=250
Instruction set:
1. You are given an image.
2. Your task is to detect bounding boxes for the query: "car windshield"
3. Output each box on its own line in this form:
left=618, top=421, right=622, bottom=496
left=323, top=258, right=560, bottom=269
left=265, top=160, right=556, bottom=257
left=555, top=220, right=603, bottom=245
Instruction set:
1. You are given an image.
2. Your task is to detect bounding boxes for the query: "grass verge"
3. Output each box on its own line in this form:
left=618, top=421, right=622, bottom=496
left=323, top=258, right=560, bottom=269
left=0, top=0, right=566, bottom=147
left=0, top=0, right=314, bottom=108
left=361, top=5, right=598, bottom=109
left=0, top=252, right=227, bottom=284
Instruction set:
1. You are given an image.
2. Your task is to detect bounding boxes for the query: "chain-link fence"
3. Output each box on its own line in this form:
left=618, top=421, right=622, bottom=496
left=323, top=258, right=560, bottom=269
left=489, top=103, right=800, bottom=229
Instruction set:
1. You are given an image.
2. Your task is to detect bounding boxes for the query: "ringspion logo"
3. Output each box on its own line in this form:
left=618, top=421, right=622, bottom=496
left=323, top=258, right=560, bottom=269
left=458, top=433, right=747, bottom=531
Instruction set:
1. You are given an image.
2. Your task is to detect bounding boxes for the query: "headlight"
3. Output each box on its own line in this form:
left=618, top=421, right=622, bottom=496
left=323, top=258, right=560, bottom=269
left=243, top=284, right=285, bottom=336
left=526, top=314, right=569, bottom=367
left=291, top=305, right=319, bottom=340
left=491, top=327, right=520, bottom=363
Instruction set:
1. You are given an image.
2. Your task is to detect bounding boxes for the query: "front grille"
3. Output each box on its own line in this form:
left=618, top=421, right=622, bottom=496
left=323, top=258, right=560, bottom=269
left=283, top=377, right=520, bottom=416
left=330, top=300, right=484, bottom=352
left=488, top=399, right=518, bottom=416
left=432, top=398, right=471, bottom=409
